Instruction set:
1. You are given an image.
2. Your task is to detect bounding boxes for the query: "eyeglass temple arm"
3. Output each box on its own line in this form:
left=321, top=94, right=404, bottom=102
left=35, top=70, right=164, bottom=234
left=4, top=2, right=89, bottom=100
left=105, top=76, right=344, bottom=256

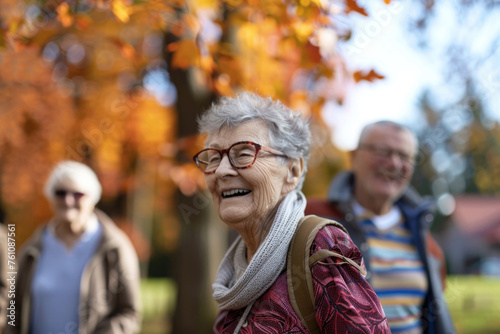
left=261, top=146, right=287, bottom=157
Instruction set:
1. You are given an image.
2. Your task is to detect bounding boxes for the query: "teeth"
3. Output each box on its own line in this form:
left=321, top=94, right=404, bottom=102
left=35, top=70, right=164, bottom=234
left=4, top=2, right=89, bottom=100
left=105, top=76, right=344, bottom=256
left=222, top=189, right=250, bottom=198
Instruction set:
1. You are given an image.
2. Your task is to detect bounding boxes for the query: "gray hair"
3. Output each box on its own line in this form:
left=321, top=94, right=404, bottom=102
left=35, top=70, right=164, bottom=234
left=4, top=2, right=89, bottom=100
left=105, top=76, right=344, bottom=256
left=44, top=160, right=102, bottom=205
left=198, top=92, right=311, bottom=190
left=358, top=120, right=418, bottom=149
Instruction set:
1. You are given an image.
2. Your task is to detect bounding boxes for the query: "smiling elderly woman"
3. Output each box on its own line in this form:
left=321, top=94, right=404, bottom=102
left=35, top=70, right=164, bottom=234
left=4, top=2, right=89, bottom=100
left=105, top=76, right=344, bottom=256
left=11, top=161, right=141, bottom=334
left=194, top=92, right=390, bottom=333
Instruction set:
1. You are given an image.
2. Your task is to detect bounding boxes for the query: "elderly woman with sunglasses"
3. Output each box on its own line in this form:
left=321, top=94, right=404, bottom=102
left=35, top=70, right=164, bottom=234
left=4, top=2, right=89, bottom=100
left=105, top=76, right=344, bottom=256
left=193, top=92, right=389, bottom=333
left=11, top=161, right=141, bottom=334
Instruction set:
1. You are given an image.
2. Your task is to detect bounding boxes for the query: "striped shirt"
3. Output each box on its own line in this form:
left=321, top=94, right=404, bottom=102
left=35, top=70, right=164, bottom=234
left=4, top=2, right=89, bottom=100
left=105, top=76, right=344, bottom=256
left=354, top=203, right=428, bottom=333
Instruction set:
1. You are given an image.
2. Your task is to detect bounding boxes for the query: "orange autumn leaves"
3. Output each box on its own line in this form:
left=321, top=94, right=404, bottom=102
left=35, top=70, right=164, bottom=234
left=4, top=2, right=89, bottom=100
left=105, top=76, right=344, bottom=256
left=0, top=0, right=387, bottom=248
left=0, top=46, right=77, bottom=243
left=1, top=0, right=387, bottom=101
left=0, top=2, right=179, bottom=247
left=353, top=69, right=385, bottom=83
left=159, top=0, right=386, bottom=103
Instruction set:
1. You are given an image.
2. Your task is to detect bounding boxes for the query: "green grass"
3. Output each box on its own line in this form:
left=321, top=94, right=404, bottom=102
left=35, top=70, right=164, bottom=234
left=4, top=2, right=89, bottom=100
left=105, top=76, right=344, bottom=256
left=140, top=276, right=500, bottom=334
left=140, top=278, right=176, bottom=334
left=445, top=276, right=500, bottom=334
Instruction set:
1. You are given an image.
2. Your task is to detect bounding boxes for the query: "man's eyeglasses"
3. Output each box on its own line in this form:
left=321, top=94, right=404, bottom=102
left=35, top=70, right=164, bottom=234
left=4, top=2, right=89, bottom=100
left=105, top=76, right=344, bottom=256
left=193, top=141, right=288, bottom=174
left=358, top=144, right=416, bottom=165
left=54, top=189, right=85, bottom=200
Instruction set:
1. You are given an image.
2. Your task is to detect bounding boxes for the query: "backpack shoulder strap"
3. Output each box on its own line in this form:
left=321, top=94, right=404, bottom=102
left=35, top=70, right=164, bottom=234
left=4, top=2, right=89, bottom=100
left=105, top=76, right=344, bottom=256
left=286, top=215, right=362, bottom=334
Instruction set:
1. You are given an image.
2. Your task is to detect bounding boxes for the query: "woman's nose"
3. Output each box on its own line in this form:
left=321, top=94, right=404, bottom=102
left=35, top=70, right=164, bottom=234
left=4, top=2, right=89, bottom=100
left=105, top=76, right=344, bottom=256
left=214, top=154, right=237, bottom=176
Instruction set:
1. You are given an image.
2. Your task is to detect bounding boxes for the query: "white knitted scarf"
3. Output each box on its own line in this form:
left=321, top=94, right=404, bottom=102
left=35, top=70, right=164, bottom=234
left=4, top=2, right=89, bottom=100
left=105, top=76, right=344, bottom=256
left=212, top=190, right=306, bottom=311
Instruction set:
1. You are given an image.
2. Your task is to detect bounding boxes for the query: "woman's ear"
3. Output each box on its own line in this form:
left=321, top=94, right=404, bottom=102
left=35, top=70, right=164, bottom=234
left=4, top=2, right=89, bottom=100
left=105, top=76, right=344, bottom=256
left=282, top=157, right=303, bottom=195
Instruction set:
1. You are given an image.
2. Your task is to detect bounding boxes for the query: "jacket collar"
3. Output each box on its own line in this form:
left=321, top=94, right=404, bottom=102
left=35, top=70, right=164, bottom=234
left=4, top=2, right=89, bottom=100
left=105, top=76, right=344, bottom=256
left=327, top=171, right=355, bottom=204
left=327, top=170, right=435, bottom=217
left=94, top=209, right=123, bottom=250
left=23, top=209, right=121, bottom=258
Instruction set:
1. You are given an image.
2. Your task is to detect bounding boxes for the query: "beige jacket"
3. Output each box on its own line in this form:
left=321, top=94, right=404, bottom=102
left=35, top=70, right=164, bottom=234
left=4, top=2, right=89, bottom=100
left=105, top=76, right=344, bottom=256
left=7, top=210, right=141, bottom=334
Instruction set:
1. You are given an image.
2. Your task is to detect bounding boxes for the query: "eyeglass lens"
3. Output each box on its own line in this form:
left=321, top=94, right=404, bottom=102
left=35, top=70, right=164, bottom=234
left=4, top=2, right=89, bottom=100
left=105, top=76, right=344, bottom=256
left=377, top=147, right=412, bottom=163
left=196, top=143, right=257, bottom=173
left=361, top=144, right=414, bottom=164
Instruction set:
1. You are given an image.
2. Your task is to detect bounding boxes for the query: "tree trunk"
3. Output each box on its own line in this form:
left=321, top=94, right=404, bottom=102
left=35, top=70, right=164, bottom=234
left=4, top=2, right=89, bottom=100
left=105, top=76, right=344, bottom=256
left=165, top=30, right=219, bottom=334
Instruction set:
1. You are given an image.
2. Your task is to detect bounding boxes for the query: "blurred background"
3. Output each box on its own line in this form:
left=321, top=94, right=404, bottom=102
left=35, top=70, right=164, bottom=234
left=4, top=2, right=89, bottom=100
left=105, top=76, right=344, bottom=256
left=1, top=0, right=499, bottom=333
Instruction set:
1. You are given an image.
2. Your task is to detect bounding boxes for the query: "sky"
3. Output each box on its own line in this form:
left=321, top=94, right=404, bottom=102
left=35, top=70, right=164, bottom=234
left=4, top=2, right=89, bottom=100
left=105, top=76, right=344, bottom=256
left=322, top=0, right=500, bottom=151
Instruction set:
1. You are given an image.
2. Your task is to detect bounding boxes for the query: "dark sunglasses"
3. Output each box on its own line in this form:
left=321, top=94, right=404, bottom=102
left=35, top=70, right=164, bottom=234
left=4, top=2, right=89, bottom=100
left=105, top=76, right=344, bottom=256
left=54, top=189, right=85, bottom=200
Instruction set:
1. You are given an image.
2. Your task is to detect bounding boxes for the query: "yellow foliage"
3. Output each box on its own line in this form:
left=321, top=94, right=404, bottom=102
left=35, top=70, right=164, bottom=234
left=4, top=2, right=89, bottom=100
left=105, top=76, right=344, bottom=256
left=112, top=0, right=131, bottom=23
left=0, top=0, right=367, bottom=251
left=300, top=0, right=311, bottom=7
left=192, top=0, right=219, bottom=8
left=0, top=45, right=77, bottom=244
left=97, top=136, right=124, bottom=171
left=293, top=20, right=314, bottom=43
left=200, top=54, right=216, bottom=73
left=310, top=0, right=327, bottom=10
left=237, top=22, right=261, bottom=49
left=224, top=0, right=244, bottom=8
left=169, top=39, right=200, bottom=69
left=289, top=90, right=311, bottom=116
left=57, top=3, right=74, bottom=27
left=135, top=97, right=174, bottom=156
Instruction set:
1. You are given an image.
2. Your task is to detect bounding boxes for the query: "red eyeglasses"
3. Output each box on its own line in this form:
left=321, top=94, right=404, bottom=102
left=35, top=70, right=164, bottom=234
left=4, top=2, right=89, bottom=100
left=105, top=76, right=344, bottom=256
left=193, top=141, right=288, bottom=174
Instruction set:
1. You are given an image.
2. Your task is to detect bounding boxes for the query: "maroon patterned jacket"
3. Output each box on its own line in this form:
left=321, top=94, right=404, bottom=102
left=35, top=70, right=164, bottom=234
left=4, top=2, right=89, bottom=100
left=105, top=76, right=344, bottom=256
left=214, top=225, right=390, bottom=333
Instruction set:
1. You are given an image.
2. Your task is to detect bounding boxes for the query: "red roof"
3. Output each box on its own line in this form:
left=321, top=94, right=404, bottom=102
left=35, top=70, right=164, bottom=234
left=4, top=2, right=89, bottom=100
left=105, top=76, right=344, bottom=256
left=452, top=195, right=500, bottom=235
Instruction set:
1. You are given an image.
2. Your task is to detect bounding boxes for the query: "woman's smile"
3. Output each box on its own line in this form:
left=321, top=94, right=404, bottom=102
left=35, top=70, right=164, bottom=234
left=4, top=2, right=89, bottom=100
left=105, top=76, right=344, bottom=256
left=205, top=120, right=290, bottom=228
left=221, top=189, right=251, bottom=198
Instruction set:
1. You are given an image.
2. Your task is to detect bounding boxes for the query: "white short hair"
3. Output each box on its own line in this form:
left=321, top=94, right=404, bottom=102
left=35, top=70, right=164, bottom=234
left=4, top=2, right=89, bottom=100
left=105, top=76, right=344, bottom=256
left=44, top=160, right=102, bottom=205
left=198, top=92, right=311, bottom=190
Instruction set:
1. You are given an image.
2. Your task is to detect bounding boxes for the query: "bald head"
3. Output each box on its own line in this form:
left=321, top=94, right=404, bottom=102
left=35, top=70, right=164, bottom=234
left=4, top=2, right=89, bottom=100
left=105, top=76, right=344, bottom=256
left=358, top=121, right=418, bottom=152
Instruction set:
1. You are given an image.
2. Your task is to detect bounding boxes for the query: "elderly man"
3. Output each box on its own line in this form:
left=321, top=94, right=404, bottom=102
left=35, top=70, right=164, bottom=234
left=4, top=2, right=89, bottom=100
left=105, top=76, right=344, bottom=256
left=306, top=121, right=455, bottom=334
